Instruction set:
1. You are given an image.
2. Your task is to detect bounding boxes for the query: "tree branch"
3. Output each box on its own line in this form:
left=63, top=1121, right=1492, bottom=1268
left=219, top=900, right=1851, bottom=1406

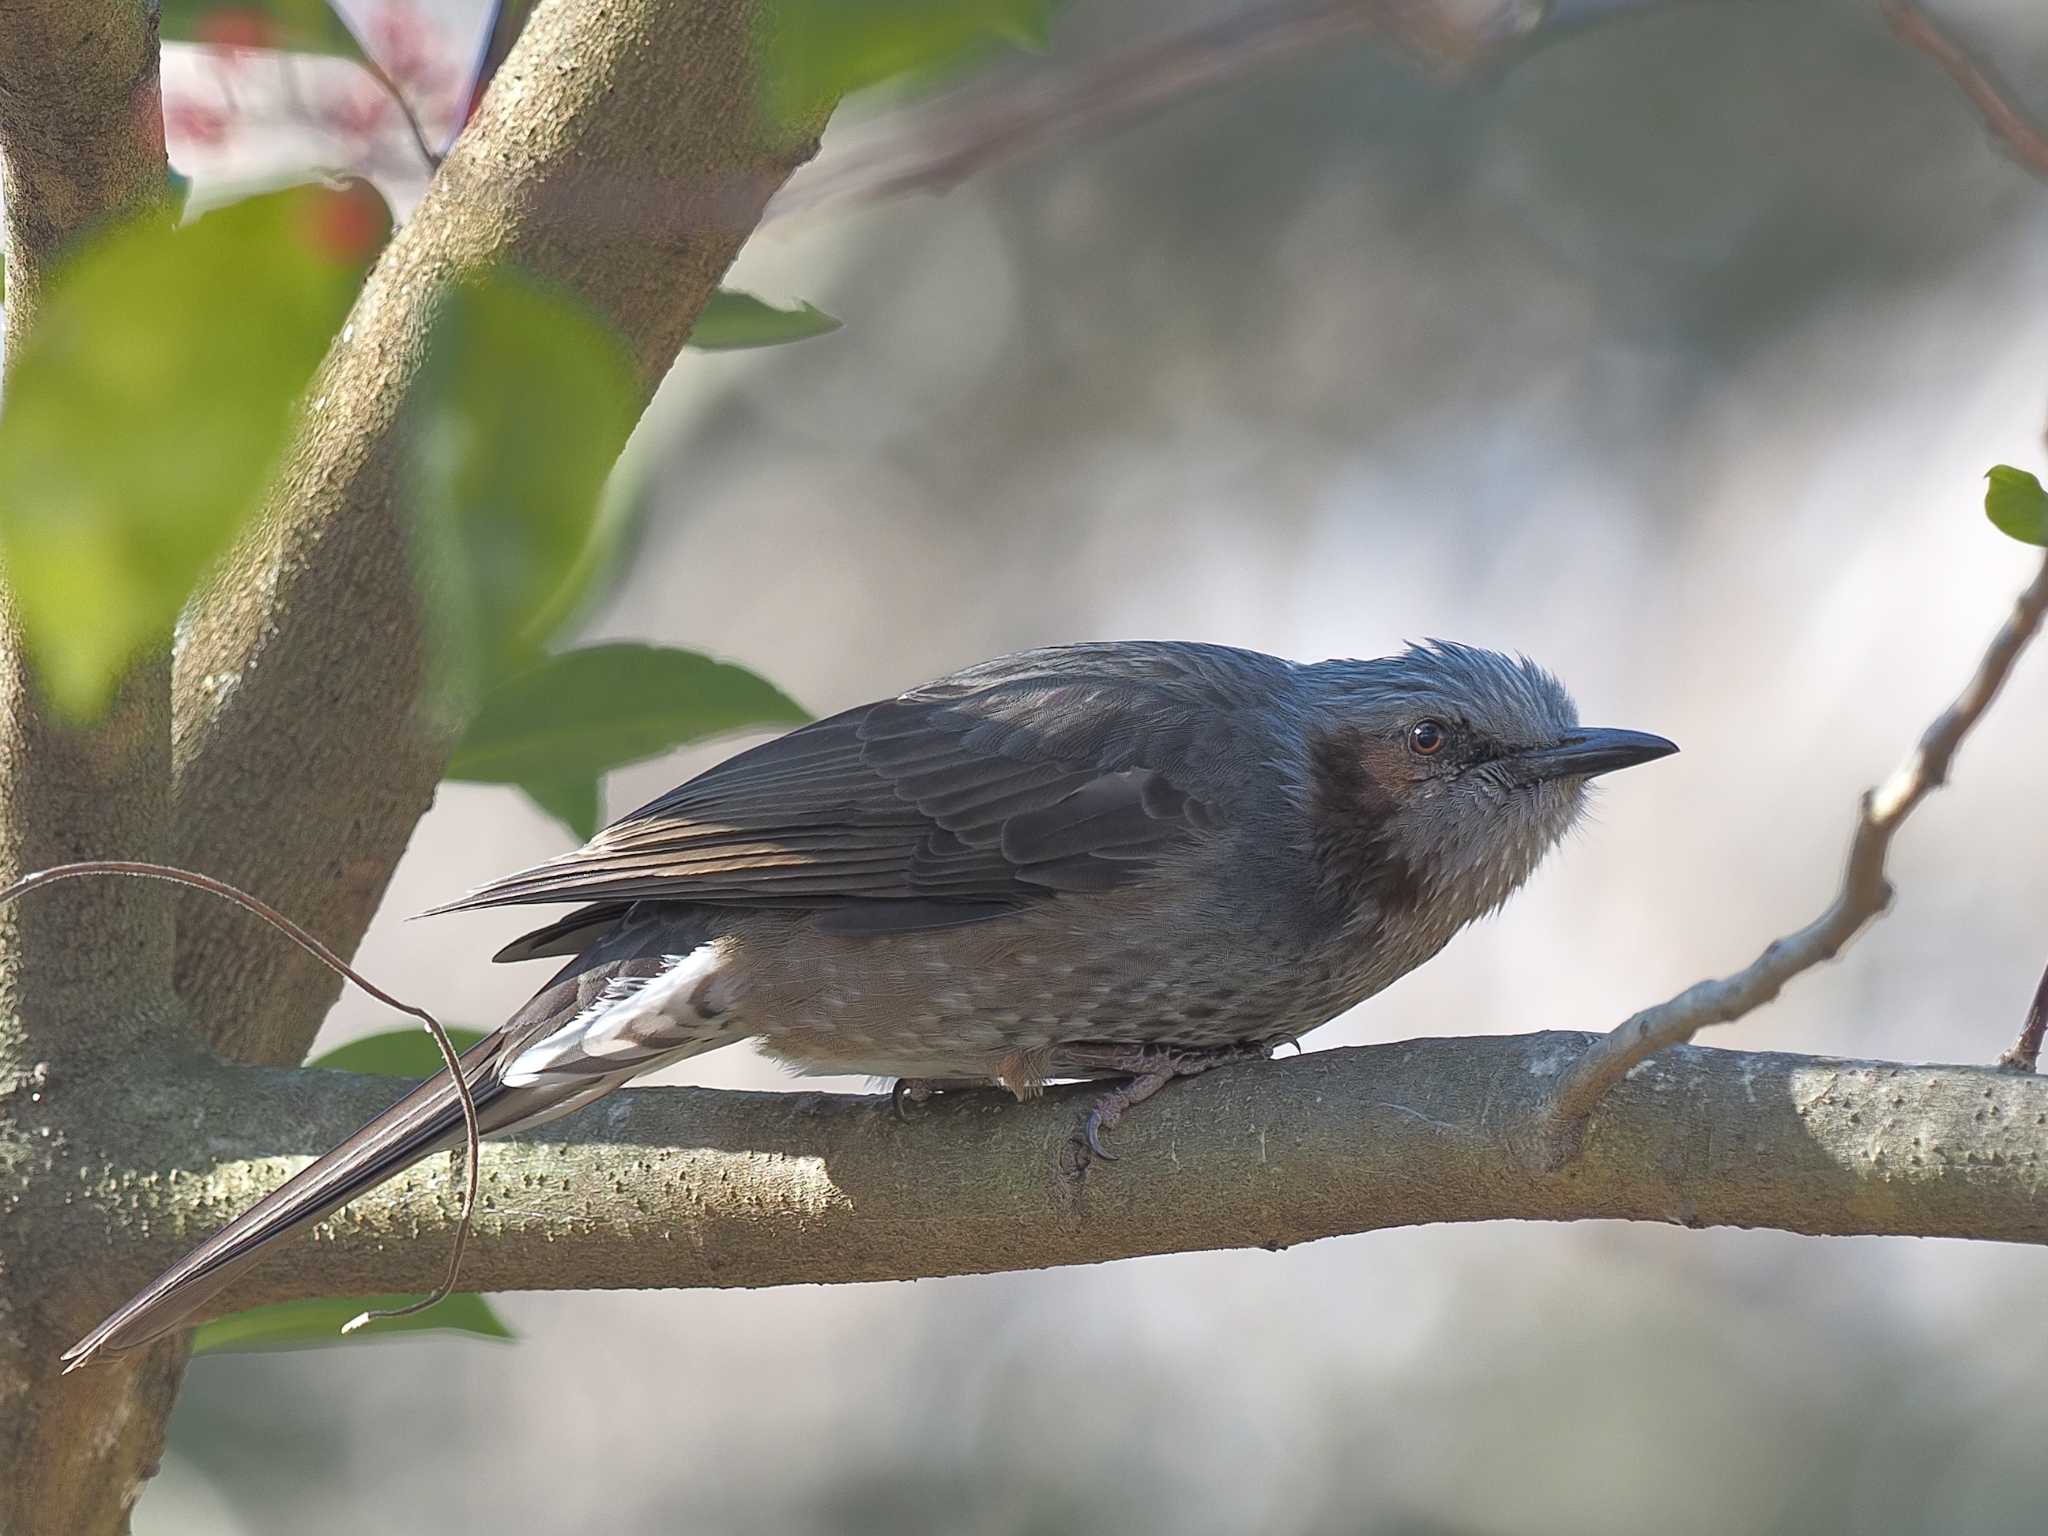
left=766, top=0, right=1681, bottom=225
left=65, top=1036, right=2048, bottom=1321
left=0, top=6, right=190, bottom=1530
left=1541, top=549, right=2048, bottom=1151
left=168, top=0, right=832, bottom=1067
left=770, top=0, right=2048, bottom=231
left=0, top=0, right=172, bottom=360
left=1884, top=0, right=2048, bottom=183
left=1998, top=955, right=2048, bottom=1073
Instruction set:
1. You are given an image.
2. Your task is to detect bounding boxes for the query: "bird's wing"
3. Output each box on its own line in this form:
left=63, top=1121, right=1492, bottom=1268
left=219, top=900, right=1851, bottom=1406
left=434, top=643, right=1278, bottom=939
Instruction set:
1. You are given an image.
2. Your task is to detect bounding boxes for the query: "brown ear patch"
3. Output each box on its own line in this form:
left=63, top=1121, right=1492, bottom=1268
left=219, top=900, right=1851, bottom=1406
left=1308, top=727, right=1424, bottom=916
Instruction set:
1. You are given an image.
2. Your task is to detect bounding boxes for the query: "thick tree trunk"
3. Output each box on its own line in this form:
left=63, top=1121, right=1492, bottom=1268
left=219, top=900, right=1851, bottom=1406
left=0, top=4, right=182, bottom=1529
left=0, top=1, right=825, bottom=1527
left=169, top=0, right=829, bottom=1065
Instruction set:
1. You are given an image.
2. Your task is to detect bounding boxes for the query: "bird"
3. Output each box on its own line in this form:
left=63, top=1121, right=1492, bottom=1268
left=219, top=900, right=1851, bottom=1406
left=63, top=638, right=1674, bottom=1368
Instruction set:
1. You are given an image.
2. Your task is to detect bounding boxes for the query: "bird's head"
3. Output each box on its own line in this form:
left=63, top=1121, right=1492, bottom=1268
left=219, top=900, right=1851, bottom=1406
left=1307, top=641, right=1675, bottom=935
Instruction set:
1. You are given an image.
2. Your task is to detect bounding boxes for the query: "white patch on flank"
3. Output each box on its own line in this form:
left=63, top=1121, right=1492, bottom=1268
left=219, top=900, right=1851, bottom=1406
left=501, top=945, right=727, bottom=1088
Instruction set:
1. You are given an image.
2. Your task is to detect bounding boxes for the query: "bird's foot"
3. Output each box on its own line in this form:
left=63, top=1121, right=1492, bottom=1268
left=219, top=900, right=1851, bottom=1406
left=890, top=1076, right=993, bottom=1120
left=1052, top=1038, right=1282, bottom=1169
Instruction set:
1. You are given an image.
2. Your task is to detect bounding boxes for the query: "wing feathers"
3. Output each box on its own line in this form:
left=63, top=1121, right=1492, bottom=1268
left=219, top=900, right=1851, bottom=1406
left=444, top=645, right=1270, bottom=939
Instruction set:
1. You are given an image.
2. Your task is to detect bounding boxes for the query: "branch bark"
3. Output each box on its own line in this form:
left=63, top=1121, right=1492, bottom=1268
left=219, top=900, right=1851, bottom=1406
left=1885, top=0, right=2048, bottom=183
left=0, top=2, right=829, bottom=1527
left=765, top=0, right=1692, bottom=226
left=62, top=1036, right=2048, bottom=1321
left=168, top=0, right=830, bottom=1068
left=0, top=0, right=171, bottom=360
left=768, top=0, right=2048, bottom=233
left=0, top=6, right=190, bottom=1532
left=1540, top=549, right=2048, bottom=1153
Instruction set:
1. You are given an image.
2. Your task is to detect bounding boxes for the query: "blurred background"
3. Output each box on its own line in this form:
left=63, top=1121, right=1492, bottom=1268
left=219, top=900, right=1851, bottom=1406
left=132, top=0, right=2048, bottom=1529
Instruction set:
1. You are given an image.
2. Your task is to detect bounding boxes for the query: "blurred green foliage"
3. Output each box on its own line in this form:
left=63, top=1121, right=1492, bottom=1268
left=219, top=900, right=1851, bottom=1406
left=759, top=0, right=1059, bottom=123
left=447, top=643, right=809, bottom=839
left=407, top=273, right=811, bottom=837
left=0, top=182, right=388, bottom=717
left=161, top=0, right=369, bottom=61
left=308, top=1028, right=490, bottom=1076
left=191, top=1292, right=512, bottom=1355
left=407, top=269, right=642, bottom=699
left=689, top=290, right=842, bottom=351
left=1986, top=465, right=2048, bottom=546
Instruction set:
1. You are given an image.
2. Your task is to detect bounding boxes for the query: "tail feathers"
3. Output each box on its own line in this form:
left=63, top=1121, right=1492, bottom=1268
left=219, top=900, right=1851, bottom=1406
left=62, top=1042, right=506, bottom=1372
left=64, top=917, right=730, bottom=1372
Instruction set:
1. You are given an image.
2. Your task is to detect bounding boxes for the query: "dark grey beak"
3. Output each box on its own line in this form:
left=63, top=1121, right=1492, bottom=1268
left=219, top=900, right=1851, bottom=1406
left=1513, top=727, right=1678, bottom=784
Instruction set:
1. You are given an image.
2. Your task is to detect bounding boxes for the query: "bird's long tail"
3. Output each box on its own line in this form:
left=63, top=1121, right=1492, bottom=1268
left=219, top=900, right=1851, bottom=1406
left=61, top=1033, right=513, bottom=1372
left=63, top=912, right=729, bottom=1371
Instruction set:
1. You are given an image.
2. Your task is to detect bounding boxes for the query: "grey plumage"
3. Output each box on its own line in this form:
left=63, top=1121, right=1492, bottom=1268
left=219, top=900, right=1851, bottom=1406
left=63, top=640, right=1674, bottom=1369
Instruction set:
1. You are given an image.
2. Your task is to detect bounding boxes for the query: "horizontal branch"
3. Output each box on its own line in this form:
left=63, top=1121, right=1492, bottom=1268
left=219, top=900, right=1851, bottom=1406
left=68, top=1035, right=2048, bottom=1321
left=1542, top=547, right=2048, bottom=1143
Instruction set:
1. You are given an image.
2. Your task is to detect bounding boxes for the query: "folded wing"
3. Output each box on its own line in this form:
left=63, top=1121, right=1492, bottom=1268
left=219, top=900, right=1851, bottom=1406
left=434, top=643, right=1276, bottom=939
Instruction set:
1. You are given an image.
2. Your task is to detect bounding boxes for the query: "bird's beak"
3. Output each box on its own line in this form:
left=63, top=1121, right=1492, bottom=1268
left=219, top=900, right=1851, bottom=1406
left=1512, top=727, right=1678, bottom=784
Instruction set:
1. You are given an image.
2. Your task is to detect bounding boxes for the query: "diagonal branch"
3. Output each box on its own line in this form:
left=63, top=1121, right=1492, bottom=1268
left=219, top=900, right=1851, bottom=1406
left=1884, top=0, right=2048, bottom=183
left=1997, top=955, right=2048, bottom=1073
left=766, top=0, right=1688, bottom=225
left=168, top=0, right=834, bottom=1068
left=771, top=0, right=2048, bottom=232
left=770, top=0, right=1389, bottom=222
left=1540, top=548, right=2048, bottom=1151
left=74, top=1036, right=2048, bottom=1321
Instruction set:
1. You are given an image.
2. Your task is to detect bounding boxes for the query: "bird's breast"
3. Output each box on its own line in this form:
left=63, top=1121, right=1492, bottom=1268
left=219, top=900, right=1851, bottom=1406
left=727, top=888, right=1402, bottom=1081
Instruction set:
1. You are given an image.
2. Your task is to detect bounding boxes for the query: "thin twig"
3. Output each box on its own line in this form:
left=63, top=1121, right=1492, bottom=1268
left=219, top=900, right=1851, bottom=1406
left=765, top=0, right=2048, bottom=230
left=1884, top=0, right=2048, bottom=182
left=5, top=861, right=481, bottom=1351
left=766, top=0, right=1539, bottom=225
left=1544, top=548, right=2048, bottom=1138
left=356, top=48, right=443, bottom=173
left=1998, top=956, right=2048, bottom=1073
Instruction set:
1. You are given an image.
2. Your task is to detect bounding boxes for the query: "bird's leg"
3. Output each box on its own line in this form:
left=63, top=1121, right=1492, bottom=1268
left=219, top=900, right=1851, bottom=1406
left=890, top=1076, right=996, bottom=1119
left=1050, top=1038, right=1280, bottom=1165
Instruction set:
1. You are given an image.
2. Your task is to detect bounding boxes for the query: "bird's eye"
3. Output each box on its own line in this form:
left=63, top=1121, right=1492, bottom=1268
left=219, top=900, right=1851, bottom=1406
left=1408, top=719, right=1447, bottom=756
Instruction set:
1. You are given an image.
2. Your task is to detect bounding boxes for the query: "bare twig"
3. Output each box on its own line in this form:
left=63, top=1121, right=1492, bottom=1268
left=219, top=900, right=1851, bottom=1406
left=769, top=0, right=2048, bottom=230
left=355, top=47, right=442, bottom=172
left=0, top=861, right=481, bottom=1361
left=1998, top=956, right=2048, bottom=1072
left=1544, top=548, right=2048, bottom=1140
left=766, top=0, right=1540, bottom=224
left=1884, top=0, right=2048, bottom=182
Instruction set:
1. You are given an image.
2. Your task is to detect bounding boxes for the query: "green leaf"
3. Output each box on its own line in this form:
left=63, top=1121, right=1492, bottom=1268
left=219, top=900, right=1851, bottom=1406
left=1986, top=465, right=2048, bottom=547
left=407, top=269, right=640, bottom=711
left=308, top=1027, right=487, bottom=1077
left=0, top=183, right=388, bottom=717
left=519, top=778, right=603, bottom=841
left=161, top=0, right=369, bottom=62
left=192, top=1292, right=513, bottom=1354
left=448, top=643, right=808, bottom=785
left=759, top=0, right=1059, bottom=123
left=687, top=290, right=841, bottom=351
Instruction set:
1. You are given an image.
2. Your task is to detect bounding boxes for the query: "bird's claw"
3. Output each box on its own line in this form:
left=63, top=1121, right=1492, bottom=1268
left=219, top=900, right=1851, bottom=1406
left=1083, top=1107, right=1119, bottom=1163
